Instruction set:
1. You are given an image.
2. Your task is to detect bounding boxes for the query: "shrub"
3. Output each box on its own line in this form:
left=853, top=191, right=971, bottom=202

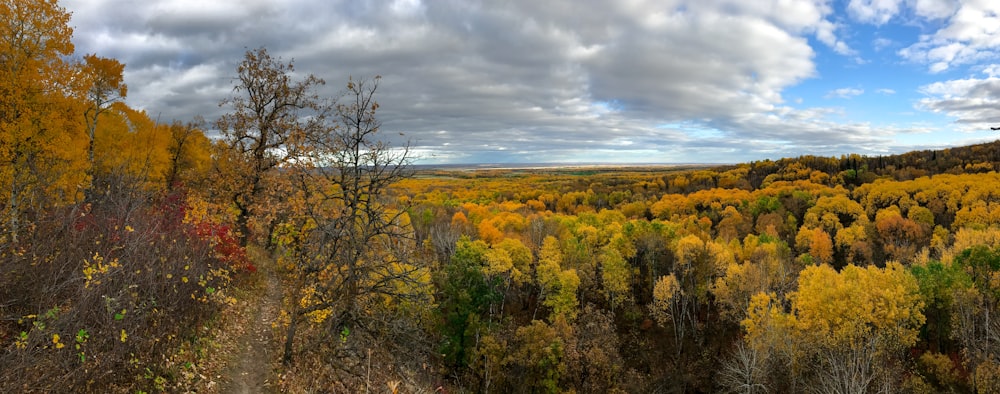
left=0, top=175, right=245, bottom=392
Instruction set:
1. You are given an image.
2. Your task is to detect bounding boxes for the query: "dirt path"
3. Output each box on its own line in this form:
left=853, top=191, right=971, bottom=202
left=219, top=252, right=283, bottom=394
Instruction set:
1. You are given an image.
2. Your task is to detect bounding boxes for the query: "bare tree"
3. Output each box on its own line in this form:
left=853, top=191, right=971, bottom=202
left=812, top=337, right=881, bottom=394
left=717, top=342, right=769, bottom=394
left=276, top=76, right=429, bottom=366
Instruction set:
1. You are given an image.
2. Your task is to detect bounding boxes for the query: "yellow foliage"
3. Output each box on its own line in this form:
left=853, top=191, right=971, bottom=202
left=493, top=238, right=532, bottom=285
left=790, top=262, right=924, bottom=350
left=306, top=308, right=333, bottom=324
left=526, top=199, right=547, bottom=211
left=82, top=252, right=120, bottom=289
left=651, top=274, right=680, bottom=327
left=537, top=236, right=579, bottom=320
left=650, top=194, right=691, bottom=220
left=599, top=246, right=632, bottom=310
left=0, top=0, right=88, bottom=237
left=451, top=211, right=470, bottom=229
left=944, top=227, right=1000, bottom=264
left=803, top=194, right=867, bottom=236
left=834, top=223, right=871, bottom=265
left=715, top=236, right=797, bottom=323
left=498, top=200, right=525, bottom=212
left=919, top=352, right=963, bottom=387
left=975, top=359, right=1000, bottom=394
left=483, top=247, right=514, bottom=277
left=675, top=235, right=705, bottom=269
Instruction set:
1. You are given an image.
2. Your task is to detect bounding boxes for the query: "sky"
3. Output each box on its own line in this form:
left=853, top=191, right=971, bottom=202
left=61, top=0, right=1000, bottom=164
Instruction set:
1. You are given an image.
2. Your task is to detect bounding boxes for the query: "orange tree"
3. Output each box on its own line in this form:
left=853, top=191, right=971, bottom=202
left=0, top=0, right=86, bottom=243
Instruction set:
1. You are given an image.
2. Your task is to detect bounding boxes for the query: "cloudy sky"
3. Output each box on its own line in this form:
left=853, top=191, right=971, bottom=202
left=62, top=0, right=1000, bottom=164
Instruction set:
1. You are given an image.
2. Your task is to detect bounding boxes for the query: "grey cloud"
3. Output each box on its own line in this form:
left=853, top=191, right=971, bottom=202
left=64, top=0, right=902, bottom=164
left=918, top=77, right=1000, bottom=126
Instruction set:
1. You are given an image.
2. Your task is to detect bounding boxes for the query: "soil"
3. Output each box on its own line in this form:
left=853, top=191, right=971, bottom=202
left=219, top=254, right=283, bottom=394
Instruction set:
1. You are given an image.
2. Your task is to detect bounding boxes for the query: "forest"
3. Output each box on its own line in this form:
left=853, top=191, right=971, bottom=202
left=6, top=1, right=1000, bottom=393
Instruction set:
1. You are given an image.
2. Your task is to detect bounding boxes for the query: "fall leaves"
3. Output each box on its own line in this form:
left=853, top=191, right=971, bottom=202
left=398, top=158, right=1000, bottom=391
left=0, top=0, right=215, bottom=246
left=12, top=0, right=1000, bottom=391
left=0, top=2, right=232, bottom=391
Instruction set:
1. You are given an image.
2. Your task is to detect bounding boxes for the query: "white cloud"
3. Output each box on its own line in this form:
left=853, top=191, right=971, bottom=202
left=912, top=0, right=960, bottom=20
left=825, top=87, right=866, bottom=99
left=899, top=0, right=1000, bottom=72
left=58, top=0, right=909, bottom=163
left=873, top=37, right=894, bottom=51
left=815, top=20, right=858, bottom=56
left=877, top=88, right=897, bottom=94
left=985, top=64, right=1000, bottom=77
left=848, top=0, right=903, bottom=25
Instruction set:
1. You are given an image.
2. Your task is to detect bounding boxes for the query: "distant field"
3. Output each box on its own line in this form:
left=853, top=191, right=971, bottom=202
left=409, top=163, right=719, bottom=179
left=411, top=162, right=716, bottom=171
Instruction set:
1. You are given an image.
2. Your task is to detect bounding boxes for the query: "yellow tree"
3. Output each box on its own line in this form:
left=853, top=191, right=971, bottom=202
left=673, top=234, right=732, bottom=304
left=537, top=235, right=580, bottom=320
left=653, top=234, right=732, bottom=359
left=803, top=194, right=867, bottom=238
left=743, top=262, right=924, bottom=391
left=77, top=54, right=126, bottom=168
left=833, top=222, right=873, bottom=266
left=795, top=263, right=924, bottom=391
left=0, top=0, right=86, bottom=242
left=164, top=120, right=212, bottom=190
left=712, top=234, right=797, bottom=323
left=88, top=105, right=172, bottom=188
left=651, top=273, right=686, bottom=354
left=874, top=206, right=928, bottom=264
left=599, top=244, right=632, bottom=312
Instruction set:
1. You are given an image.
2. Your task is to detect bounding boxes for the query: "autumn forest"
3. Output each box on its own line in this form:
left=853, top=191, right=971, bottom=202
left=7, top=1, right=1000, bottom=393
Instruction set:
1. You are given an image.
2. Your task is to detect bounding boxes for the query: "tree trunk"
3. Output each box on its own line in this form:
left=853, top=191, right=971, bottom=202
left=8, top=181, right=18, bottom=244
left=283, top=310, right=298, bottom=365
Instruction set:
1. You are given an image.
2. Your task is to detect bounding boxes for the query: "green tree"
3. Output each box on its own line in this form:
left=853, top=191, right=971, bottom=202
left=436, top=237, right=503, bottom=369
left=911, top=260, right=971, bottom=352
left=950, top=245, right=1000, bottom=390
left=507, top=320, right=565, bottom=393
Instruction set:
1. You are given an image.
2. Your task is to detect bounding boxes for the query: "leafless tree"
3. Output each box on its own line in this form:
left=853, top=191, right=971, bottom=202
left=717, top=342, right=769, bottom=394
left=277, top=76, right=429, bottom=367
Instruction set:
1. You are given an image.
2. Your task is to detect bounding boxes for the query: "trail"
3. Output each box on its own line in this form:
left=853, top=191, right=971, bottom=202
left=220, top=253, right=283, bottom=394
